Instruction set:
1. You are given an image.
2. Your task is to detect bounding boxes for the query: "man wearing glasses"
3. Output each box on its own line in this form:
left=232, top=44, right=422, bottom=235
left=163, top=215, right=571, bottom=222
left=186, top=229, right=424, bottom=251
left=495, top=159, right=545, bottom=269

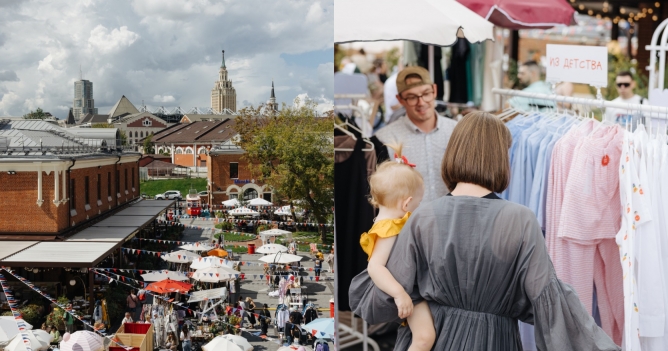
left=604, top=71, right=646, bottom=126
left=374, top=66, right=457, bottom=202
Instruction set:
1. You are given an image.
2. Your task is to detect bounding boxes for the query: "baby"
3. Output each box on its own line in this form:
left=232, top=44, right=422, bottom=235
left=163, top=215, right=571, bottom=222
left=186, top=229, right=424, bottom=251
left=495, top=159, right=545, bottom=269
left=360, top=145, right=435, bottom=351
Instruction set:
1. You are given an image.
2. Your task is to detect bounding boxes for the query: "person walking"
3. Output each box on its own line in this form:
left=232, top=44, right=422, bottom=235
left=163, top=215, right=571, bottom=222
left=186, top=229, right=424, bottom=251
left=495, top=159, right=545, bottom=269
left=180, top=326, right=192, bottom=351
left=126, top=290, right=140, bottom=321
left=246, top=297, right=257, bottom=328
left=259, top=304, right=271, bottom=336
left=63, top=304, right=74, bottom=333
left=349, top=112, right=620, bottom=350
left=314, top=258, right=322, bottom=278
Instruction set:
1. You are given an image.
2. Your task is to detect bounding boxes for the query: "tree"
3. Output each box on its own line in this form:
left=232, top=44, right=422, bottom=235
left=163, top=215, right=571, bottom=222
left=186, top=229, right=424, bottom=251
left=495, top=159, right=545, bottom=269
left=143, top=133, right=155, bottom=154
left=235, top=98, right=334, bottom=242
left=91, top=123, right=128, bottom=146
left=23, top=107, right=47, bottom=120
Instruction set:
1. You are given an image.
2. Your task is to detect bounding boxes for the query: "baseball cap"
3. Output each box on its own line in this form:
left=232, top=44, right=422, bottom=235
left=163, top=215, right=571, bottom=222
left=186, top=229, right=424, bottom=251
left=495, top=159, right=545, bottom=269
left=396, top=66, right=433, bottom=95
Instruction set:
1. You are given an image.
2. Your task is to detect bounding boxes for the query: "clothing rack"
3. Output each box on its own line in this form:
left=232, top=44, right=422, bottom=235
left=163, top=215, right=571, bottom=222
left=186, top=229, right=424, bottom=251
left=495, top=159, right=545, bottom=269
left=492, top=88, right=668, bottom=116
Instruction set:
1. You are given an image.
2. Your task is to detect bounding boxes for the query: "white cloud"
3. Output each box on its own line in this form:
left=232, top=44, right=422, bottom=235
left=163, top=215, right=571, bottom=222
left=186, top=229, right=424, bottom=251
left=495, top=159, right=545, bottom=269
left=0, top=0, right=333, bottom=118
left=153, top=95, right=176, bottom=103
left=87, top=25, right=140, bottom=54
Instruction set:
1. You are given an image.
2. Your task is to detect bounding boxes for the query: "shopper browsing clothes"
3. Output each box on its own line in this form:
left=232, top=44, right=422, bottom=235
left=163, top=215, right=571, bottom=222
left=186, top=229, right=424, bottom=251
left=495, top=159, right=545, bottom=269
left=374, top=66, right=457, bottom=202
left=508, top=60, right=556, bottom=111
left=349, top=112, right=619, bottom=350
left=604, top=71, right=647, bottom=126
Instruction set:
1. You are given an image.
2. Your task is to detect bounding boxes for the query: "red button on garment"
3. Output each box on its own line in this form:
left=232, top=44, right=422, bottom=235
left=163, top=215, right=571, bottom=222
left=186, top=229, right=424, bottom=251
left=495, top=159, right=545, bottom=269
left=602, top=155, right=610, bottom=166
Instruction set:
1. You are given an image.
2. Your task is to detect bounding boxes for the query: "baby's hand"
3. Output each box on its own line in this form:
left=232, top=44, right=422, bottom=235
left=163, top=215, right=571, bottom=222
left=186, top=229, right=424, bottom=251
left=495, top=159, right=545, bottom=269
left=394, top=292, right=413, bottom=319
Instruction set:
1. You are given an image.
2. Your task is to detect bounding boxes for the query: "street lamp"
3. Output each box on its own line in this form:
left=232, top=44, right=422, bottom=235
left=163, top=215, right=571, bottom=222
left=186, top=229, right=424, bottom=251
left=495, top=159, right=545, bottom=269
left=69, top=276, right=87, bottom=300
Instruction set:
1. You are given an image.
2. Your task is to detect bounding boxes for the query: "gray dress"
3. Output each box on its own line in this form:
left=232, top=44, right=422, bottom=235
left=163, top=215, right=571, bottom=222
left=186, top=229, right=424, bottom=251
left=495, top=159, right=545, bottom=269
left=349, top=195, right=620, bottom=351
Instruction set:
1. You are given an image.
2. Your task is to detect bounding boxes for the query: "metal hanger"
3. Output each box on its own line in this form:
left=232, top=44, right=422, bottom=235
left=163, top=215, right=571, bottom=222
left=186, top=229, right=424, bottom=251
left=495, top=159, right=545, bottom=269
left=334, top=123, right=374, bottom=152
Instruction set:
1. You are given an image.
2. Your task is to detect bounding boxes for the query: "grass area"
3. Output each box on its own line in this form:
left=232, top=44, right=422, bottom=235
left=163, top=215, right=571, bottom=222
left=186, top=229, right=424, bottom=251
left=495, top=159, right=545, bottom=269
left=213, top=231, right=256, bottom=242
left=275, top=231, right=334, bottom=252
left=140, top=178, right=207, bottom=197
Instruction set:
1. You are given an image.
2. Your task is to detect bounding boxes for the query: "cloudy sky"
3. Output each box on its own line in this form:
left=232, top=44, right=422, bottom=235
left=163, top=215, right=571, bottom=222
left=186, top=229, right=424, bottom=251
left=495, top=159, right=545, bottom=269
left=0, top=0, right=333, bottom=119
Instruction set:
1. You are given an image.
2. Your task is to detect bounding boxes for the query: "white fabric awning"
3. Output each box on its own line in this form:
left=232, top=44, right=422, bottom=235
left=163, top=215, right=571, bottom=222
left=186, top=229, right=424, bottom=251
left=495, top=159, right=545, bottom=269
left=248, top=198, right=272, bottom=206
left=179, top=242, right=216, bottom=252
left=188, top=287, right=228, bottom=303
left=141, top=270, right=190, bottom=282
left=228, top=207, right=259, bottom=216
left=161, top=250, right=201, bottom=263
left=258, top=253, right=303, bottom=264
left=259, top=229, right=292, bottom=236
left=0, top=242, right=38, bottom=261
left=190, top=257, right=236, bottom=270
left=2, top=242, right=118, bottom=268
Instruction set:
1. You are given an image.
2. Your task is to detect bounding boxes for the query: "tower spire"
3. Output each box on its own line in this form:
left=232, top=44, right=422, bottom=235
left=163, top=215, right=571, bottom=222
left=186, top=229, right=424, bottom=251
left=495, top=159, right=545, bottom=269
left=271, top=80, right=275, bottom=99
left=79, top=64, right=82, bottom=80
left=221, top=50, right=226, bottom=68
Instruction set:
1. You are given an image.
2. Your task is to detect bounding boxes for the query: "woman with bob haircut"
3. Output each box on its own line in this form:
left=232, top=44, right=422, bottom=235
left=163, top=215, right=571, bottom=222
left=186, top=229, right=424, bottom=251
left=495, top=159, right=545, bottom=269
left=349, top=112, right=619, bottom=350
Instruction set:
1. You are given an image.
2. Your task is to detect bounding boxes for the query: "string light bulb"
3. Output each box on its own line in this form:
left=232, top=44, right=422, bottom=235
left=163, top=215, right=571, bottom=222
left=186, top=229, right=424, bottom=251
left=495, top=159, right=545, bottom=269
left=656, top=2, right=661, bottom=8
left=649, top=8, right=654, bottom=14
left=654, top=15, right=659, bottom=21
left=621, top=8, right=626, bottom=14
left=588, top=9, right=594, bottom=15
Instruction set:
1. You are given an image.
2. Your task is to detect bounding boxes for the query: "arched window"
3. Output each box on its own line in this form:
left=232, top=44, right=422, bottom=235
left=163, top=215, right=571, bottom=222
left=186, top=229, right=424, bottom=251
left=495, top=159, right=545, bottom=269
left=175, top=147, right=184, bottom=154
left=198, top=147, right=207, bottom=154
left=243, top=188, right=258, bottom=201
left=185, top=147, right=194, bottom=154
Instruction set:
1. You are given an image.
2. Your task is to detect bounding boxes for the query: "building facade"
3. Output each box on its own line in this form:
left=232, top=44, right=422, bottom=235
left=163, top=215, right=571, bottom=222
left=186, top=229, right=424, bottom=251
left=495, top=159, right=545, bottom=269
left=211, top=50, right=237, bottom=113
left=0, top=119, right=140, bottom=235
left=113, top=112, right=173, bottom=151
left=73, top=79, right=98, bottom=122
left=207, top=143, right=272, bottom=205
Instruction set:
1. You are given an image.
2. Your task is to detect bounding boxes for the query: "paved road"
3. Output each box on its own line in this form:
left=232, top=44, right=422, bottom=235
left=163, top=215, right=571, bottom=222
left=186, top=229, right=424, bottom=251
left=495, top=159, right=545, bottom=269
left=180, top=218, right=334, bottom=351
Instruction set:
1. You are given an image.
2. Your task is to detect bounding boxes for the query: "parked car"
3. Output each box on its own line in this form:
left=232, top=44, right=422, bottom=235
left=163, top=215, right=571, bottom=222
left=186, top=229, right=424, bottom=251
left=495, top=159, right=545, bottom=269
left=198, top=191, right=208, bottom=196
left=155, top=190, right=182, bottom=200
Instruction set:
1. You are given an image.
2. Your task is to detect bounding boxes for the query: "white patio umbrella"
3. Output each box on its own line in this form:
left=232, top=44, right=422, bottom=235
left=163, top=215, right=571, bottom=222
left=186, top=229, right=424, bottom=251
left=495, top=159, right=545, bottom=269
left=256, top=244, right=289, bottom=254
left=5, top=330, right=49, bottom=351
left=259, top=252, right=303, bottom=264
left=31, top=330, right=52, bottom=345
left=228, top=207, right=259, bottom=216
left=59, top=330, right=104, bottom=351
left=202, top=336, right=244, bottom=351
left=221, top=199, right=240, bottom=207
left=220, top=335, right=253, bottom=351
left=141, top=270, right=190, bottom=282
left=193, top=267, right=240, bottom=283
left=247, top=198, right=272, bottom=206
left=335, top=0, right=495, bottom=78
left=190, top=257, right=236, bottom=270
left=179, top=242, right=216, bottom=252
left=259, top=229, right=291, bottom=236
left=0, top=316, right=32, bottom=344
left=161, top=250, right=201, bottom=263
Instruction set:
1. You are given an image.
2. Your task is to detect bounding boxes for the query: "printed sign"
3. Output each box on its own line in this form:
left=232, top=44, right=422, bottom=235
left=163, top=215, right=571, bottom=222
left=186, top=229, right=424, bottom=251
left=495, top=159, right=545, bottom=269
left=546, top=44, right=608, bottom=87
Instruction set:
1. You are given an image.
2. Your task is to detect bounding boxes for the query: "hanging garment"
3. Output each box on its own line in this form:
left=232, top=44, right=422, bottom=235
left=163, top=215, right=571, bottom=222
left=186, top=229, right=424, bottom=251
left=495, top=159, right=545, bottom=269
left=418, top=43, right=444, bottom=101
left=470, top=42, right=484, bottom=106
left=349, top=195, right=618, bottom=350
left=304, top=307, right=318, bottom=324
left=335, top=137, right=375, bottom=311
left=448, top=38, right=469, bottom=103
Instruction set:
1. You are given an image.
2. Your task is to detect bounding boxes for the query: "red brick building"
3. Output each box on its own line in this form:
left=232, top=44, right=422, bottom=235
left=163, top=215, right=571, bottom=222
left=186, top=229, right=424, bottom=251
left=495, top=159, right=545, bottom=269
left=207, top=143, right=271, bottom=205
left=0, top=119, right=141, bottom=236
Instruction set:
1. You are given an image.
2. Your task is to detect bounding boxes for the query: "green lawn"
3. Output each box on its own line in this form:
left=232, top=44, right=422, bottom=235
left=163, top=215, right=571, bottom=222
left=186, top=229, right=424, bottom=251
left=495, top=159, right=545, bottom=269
left=213, top=231, right=256, bottom=242
left=140, top=178, right=207, bottom=197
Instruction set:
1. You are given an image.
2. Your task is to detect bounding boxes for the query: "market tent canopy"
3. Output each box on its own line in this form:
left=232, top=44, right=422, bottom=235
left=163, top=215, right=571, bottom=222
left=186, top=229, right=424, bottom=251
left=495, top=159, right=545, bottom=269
left=141, top=270, right=190, bottom=282
left=206, top=248, right=228, bottom=258
left=192, top=266, right=239, bottom=282
left=179, top=242, right=216, bottom=252
left=0, top=242, right=38, bottom=261
left=190, top=257, right=236, bottom=270
left=247, top=198, right=272, bottom=206
left=187, top=287, right=228, bottom=303
left=256, top=244, right=288, bottom=254
left=221, top=199, right=240, bottom=207
left=1, top=242, right=119, bottom=268
left=228, top=207, right=259, bottom=216
left=161, top=250, right=200, bottom=263
left=0, top=316, right=32, bottom=345
left=259, top=229, right=291, bottom=236
left=145, top=279, right=192, bottom=294
left=258, top=253, right=303, bottom=264
left=335, top=0, right=494, bottom=46
left=457, top=0, right=576, bottom=30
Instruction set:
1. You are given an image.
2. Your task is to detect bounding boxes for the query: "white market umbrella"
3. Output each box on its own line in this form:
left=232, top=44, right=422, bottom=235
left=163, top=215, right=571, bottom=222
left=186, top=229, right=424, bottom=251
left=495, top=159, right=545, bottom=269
left=202, top=336, right=244, bottom=351
left=31, top=330, right=51, bottom=345
left=59, top=331, right=103, bottom=351
left=141, top=270, right=190, bottom=282
left=161, top=250, right=201, bottom=263
left=335, top=0, right=494, bottom=79
left=180, top=242, right=216, bottom=252
left=220, top=335, right=253, bottom=351
left=0, top=316, right=32, bottom=344
left=221, top=199, right=240, bottom=207
left=193, top=267, right=240, bottom=283
left=228, top=207, right=259, bottom=216
left=256, top=244, right=289, bottom=254
left=259, top=229, right=291, bottom=237
left=274, top=205, right=302, bottom=216
left=190, top=257, right=236, bottom=270
left=6, top=331, right=49, bottom=351
left=247, top=198, right=272, bottom=206
left=303, top=318, right=335, bottom=338
left=259, top=252, right=303, bottom=264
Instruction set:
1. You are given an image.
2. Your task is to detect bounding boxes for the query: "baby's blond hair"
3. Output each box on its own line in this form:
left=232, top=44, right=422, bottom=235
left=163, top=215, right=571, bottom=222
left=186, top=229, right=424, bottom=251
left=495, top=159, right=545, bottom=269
left=369, top=143, right=424, bottom=209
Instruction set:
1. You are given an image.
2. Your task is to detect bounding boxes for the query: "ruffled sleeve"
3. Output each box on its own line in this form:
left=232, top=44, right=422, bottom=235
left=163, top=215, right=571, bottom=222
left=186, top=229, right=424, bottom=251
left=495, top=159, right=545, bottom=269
left=360, top=212, right=411, bottom=260
left=520, top=215, right=620, bottom=351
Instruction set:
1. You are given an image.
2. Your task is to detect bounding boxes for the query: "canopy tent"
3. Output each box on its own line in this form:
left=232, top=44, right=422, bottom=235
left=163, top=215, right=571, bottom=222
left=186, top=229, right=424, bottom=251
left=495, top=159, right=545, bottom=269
left=192, top=267, right=239, bottom=283
left=5, top=330, right=49, bottom=351
left=140, top=270, right=190, bottom=282
left=161, top=250, right=200, bottom=264
left=302, top=318, right=335, bottom=339
left=258, top=252, right=303, bottom=264
left=247, top=198, right=272, bottom=206
left=0, top=316, right=32, bottom=346
left=187, top=287, right=228, bottom=322
left=228, top=207, right=259, bottom=217
left=202, top=337, right=244, bottom=351
left=220, top=335, right=253, bottom=351
left=274, top=205, right=304, bottom=217
left=190, top=257, right=236, bottom=270
left=59, top=331, right=103, bottom=351
left=258, top=228, right=292, bottom=243
left=145, top=279, right=192, bottom=294
left=256, top=244, right=289, bottom=254
left=179, top=242, right=216, bottom=252
left=221, top=199, right=240, bottom=207
left=456, top=0, right=576, bottom=30
left=206, top=248, right=228, bottom=258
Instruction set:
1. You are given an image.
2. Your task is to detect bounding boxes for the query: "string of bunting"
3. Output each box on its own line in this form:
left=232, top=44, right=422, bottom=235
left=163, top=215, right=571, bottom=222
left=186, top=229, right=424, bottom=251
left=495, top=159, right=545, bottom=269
left=0, top=268, right=136, bottom=351
left=91, top=270, right=288, bottom=347
left=133, top=236, right=333, bottom=250
left=163, top=216, right=333, bottom=227
left=0, top=272, right=33, bottom=351
left=94, top=266, right=332, bottom=281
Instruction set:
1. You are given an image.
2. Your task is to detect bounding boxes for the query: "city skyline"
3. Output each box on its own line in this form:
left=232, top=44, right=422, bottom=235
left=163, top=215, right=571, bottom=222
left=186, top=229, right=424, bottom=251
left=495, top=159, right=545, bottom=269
left=0, top=0, right=334, bottom=119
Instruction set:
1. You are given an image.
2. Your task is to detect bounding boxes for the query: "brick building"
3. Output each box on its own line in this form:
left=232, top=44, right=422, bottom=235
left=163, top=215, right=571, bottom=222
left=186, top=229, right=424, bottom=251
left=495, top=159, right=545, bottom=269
left=207, top=142, right=272, bottom=205
left=0, top=118, right=141, bottom=236
left=149, top=120, right=237, bottom=171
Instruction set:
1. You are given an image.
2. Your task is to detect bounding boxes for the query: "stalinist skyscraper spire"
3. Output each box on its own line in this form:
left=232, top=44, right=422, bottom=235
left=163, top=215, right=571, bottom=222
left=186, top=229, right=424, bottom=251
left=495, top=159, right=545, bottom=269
left=211, top=50, right=237, bottom=113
